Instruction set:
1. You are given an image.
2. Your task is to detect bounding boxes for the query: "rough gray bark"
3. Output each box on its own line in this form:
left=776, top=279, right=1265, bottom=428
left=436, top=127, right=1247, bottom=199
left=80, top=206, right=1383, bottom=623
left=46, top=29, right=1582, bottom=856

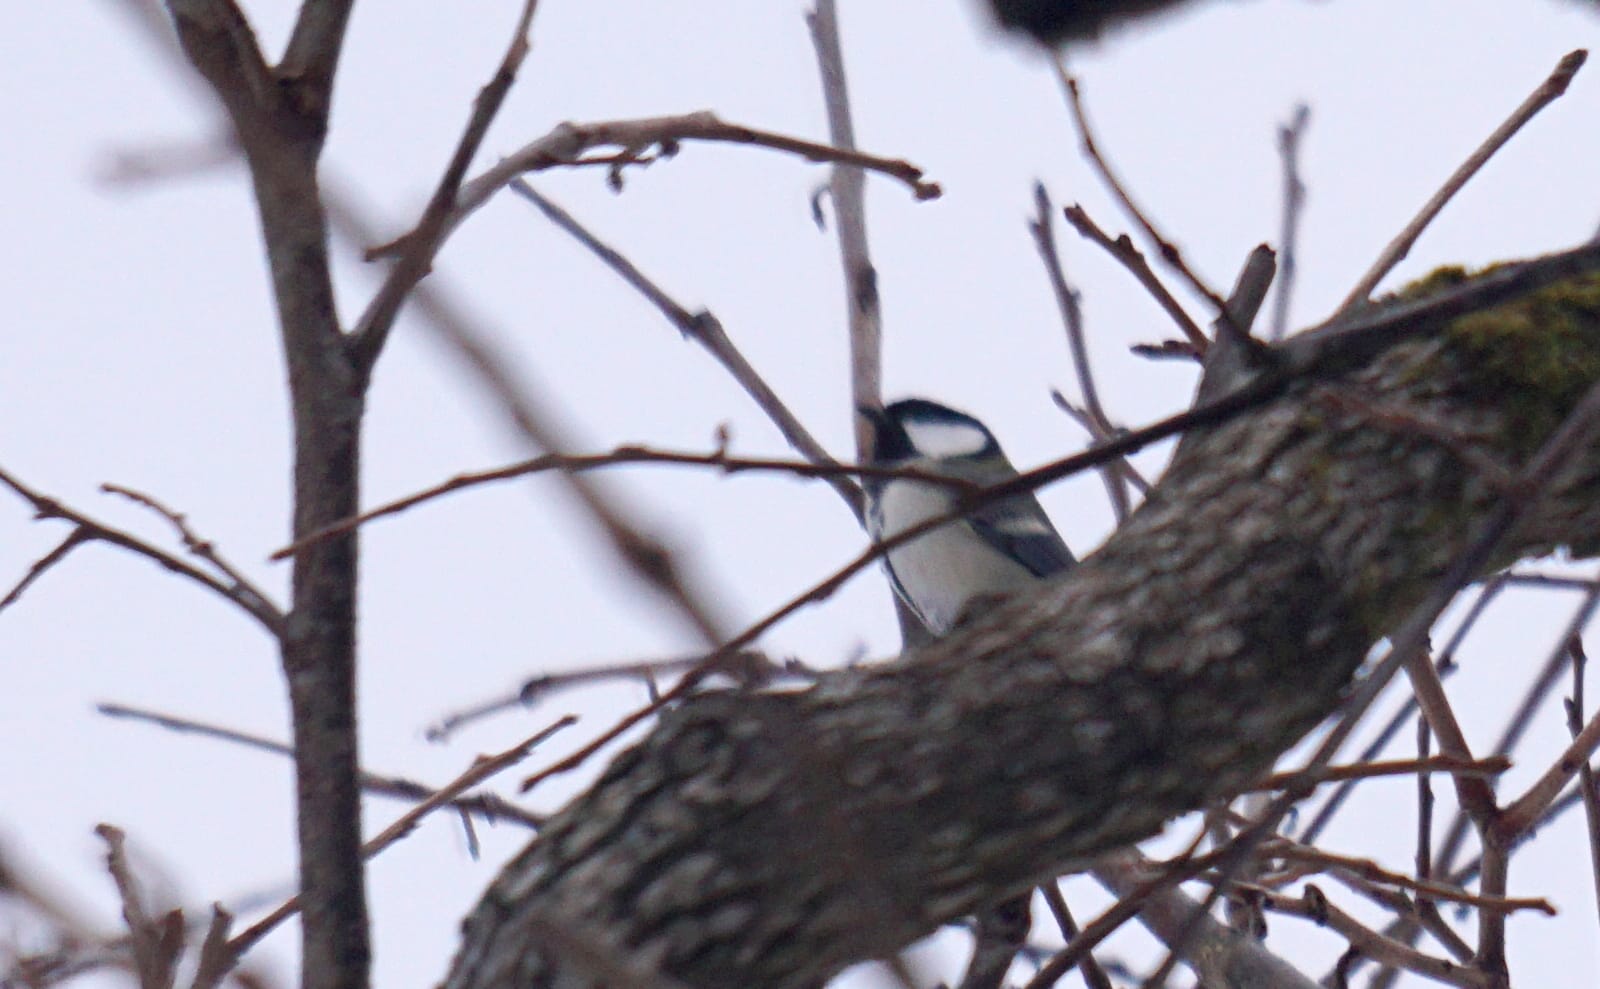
left=443, top=269, right=1600, bottom=989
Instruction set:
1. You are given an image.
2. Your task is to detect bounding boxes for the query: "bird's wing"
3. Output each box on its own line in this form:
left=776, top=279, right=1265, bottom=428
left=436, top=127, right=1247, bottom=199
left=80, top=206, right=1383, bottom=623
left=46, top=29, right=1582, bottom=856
left=967, top=496, right=1075, bottom=578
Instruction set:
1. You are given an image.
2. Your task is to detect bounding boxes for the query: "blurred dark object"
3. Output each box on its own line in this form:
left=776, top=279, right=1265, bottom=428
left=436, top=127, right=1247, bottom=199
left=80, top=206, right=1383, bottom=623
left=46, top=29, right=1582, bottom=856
left=988, top=0, right=1202, bottom=43
left=993, top=1, right=1599, bottom=46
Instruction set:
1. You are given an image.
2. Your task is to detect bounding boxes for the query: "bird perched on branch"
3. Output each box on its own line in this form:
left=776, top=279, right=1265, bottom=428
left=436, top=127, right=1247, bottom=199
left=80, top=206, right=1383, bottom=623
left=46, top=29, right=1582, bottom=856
left=860, top=398, right=1075, bottom=636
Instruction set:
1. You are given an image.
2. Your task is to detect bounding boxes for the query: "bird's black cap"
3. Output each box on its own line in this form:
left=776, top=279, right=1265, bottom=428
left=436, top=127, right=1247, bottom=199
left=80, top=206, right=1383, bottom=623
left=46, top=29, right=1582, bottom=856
left=860, top=398, right=994, bottom=465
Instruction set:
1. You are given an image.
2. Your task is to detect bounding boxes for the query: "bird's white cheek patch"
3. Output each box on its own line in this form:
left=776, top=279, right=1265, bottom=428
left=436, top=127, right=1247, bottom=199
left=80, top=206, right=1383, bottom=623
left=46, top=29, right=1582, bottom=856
left=991, top=514, right=1053, bottom=536
left=902, top=420, right=989, bottom=458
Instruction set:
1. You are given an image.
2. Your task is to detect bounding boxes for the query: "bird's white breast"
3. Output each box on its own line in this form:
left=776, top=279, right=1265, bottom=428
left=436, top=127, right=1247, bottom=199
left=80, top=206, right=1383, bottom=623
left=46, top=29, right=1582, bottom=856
left=870, top=478, right=1036, bottom=635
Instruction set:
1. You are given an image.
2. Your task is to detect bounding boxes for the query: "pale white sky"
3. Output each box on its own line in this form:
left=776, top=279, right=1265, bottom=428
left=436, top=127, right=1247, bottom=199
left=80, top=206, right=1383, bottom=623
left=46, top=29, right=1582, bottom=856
left=4, top=2, right=1600, bottom=987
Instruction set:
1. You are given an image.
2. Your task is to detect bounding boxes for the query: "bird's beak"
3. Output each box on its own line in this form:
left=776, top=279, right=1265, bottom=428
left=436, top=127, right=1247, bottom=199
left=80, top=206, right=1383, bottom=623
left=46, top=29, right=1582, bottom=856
left=856, top=403, right=892, bottom=464
left=857, top=403, right=889, bottom=449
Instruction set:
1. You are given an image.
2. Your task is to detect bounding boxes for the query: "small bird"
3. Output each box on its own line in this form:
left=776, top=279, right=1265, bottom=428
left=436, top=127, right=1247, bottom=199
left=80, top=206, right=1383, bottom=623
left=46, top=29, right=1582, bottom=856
left=860, top=398, right=1075, bottom=636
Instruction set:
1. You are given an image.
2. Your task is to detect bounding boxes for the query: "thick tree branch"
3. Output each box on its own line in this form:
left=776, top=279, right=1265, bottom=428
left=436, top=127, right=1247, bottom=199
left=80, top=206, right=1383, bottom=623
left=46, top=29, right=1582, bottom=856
left=160, top=2, right=368, bottom=988
left=440, top=269, right=1600, bottom=989
left=163, top=0, right=273, bottom=132
left=279, top=0, right=356, bottom=120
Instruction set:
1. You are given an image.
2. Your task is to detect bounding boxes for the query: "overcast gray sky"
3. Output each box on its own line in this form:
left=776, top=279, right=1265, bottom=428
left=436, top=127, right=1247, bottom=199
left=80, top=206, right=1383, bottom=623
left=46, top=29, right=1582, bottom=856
left=5, top=2, right=1600, bottom=987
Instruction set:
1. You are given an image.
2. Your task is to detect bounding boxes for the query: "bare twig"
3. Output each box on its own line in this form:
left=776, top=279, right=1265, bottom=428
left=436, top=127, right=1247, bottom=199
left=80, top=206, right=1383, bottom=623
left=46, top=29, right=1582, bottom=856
left=1296, top=658, right=1455, bottom=845
left=1306, top=571, right=1510, bottom=902
left=1024, top=846, right=1217, bottom=989
left=1257, top=886, right=1492, bottom=989
left=99, top=483, right=281, bottom=628
left=1084, top=847, right=1321, bottom=989
left=807, top=0, right=885, bottom=459
left=96, top=825, right=181, bottom=989
left=1399, top=649, right=1499, bottom=833
left=1565, top=636, right=1600, bottom=931
left=272, top=445, right=970, bottom=561
left=1029, top=183, right=1134, bottom=520
left=0, top=466, right=283, bottom=634
left=1336, top=49, right=1587, bottom=311
left=516, top=699, right=677, bottom=795
left=348, top=0, right=545, bottom=371
left=1038, top=884, right=1114, bottom=989
left=1033, top=186, right=1114, bottom=436
left=144, top=1, right=374, bottom=985
left=1193, top=244, right=1277, bottom=400
left=1362, top=779, right=1600, bottom=986
left=0, top=528, right=89, bottom=614
left=1145, top=368, right=1600, bottom=987
left=227, top=716, right=575, bottom=956
left=804, top=0, right=941, bottom=650
left=1262, top=841, right=1553, bottom=915
left=1224, top=243, right=1277, bottom=332
left=1499, top=570, right=1600, bottom=591
left=423, top=650, right=812, bottom=743
left=1048, top=390, right=1153, bottom=494
left=1355, top=586, right=1599, bottom=983
left=1418, top=696, right=1437, bottom=895
left=1061, top=204, right=1207, bottom=351
left=1474, top=843, right=1511, bottom=981
left=1054, top=61, right=1236, bottom=341
left=330, top=198, right=734, bottom=650
left=371, top=112, right=936, bottom=316
left=1495, top=691, right=1600, bottom=842
left=988, top=238, right=1600, bottom=507
left=1450, top=787, right=1591, bottom=889
left=188, top=905, right=236, bottom=989
left=1312, top=872, right=1475, bottom=968
left=96, top=702, right=545, bottom=829
left=507, top=180, right=862, bottom=518
left=1433, top=584, right=1600, bottom=873
left=96, top=133, right=240, bottom=186
left=1256, top=753, right=1509, bottom=792
left=1269, top=103, right=1310, bottom=341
